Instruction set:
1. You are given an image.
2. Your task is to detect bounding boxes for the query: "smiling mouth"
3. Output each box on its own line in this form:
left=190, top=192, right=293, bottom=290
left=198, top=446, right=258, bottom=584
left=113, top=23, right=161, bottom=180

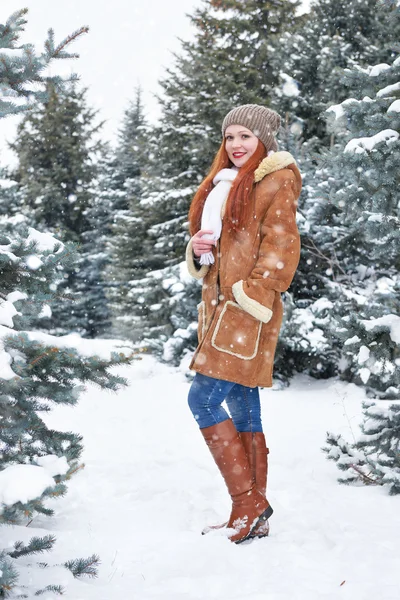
left=233, top=152, right=246, bottom=157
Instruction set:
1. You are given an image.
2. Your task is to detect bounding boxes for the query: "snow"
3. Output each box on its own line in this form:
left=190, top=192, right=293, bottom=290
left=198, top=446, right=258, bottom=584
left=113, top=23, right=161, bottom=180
left=325, top=97, right=362, bottom=120
left=387, top=99, right=400, bottom=114
left=38, top=303, right=52, bottom=319
left=26, top=227, right=63, bottom=253
left=6, top=291, right=27, bottom=303
left=344, top=335, right=361, bottom=345
left=344, top=129, right=399, bottom=154
left=362, top=314, right=400, bottom=344
left=0, top=91, right=28, bottom=106
left=368, top=63, right=391, bottom=77
left=280, top=73, right=300, bottom=97
left=357, top=345, right=370, bottom=364
left=0, top=464, right=55, bottom=508
left=36, top=455, right=69, bottom=477
left=0, top=298, right=18, bottom=327
left=326, top=103, right=345, bottom=120
left=377, top=82, right=400, bottom=98
left=359, top=367, right=371, bottom=384
left=0, top=48, right=25, bottom=58
left=311, top=297, right=333, bottom=312
left=3, top=354, right=398, bottom=599
left=0, top=340, right=14, bottom=379
left=0, top=178, right=16, bottom=188
left=0, top=242, right=18, bottom=263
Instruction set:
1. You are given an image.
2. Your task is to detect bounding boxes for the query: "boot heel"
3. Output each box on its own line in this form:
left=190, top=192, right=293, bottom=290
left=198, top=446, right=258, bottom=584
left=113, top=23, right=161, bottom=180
left=235, top=504, right=274, bottom=545
left=258, top=504, right=273, bottom=522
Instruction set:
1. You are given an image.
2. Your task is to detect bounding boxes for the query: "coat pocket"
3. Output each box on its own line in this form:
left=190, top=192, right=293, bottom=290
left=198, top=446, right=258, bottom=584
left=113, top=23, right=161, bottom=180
left=211, top=301, right=262, bottom=360
left=197, top=301, right=206, bottom=343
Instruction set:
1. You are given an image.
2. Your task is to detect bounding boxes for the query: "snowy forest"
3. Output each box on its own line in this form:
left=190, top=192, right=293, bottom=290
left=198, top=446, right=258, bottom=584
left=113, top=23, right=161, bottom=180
left=1, top=1, right=400, bottom=598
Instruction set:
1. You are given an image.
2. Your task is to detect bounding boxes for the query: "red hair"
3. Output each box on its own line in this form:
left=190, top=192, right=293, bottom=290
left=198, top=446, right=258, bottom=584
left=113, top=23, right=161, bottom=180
left=188, top=139, right=267, bottom=236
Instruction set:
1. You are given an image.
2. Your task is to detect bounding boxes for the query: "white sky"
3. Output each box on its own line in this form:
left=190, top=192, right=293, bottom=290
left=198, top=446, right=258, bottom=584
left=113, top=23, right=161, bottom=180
left=0, top=0, right=202, bottom=165
left=0, top=0, right=311, bottom=167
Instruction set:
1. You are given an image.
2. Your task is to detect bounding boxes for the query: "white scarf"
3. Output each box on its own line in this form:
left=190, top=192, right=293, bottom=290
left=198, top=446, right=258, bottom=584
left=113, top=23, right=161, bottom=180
left=199, top=167, right=238, bottom=265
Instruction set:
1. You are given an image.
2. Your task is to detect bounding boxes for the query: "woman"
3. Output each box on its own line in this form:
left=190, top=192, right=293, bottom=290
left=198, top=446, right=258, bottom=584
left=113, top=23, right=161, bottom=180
left=185, top=104, right=302, bottom=544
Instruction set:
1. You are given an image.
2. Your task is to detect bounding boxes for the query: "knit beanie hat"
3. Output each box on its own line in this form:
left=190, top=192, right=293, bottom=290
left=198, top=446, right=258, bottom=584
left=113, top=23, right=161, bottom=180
left=221, top=104, right=281, bottom=152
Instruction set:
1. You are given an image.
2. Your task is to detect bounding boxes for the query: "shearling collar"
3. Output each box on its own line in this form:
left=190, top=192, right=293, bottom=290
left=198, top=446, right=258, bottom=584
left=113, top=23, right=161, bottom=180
left=254, top=151, right=296, bottom=183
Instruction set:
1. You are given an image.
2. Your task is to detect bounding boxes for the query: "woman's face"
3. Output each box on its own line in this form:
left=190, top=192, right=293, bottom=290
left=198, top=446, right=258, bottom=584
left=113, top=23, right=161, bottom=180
left=225, top=124, right=259, bottom=168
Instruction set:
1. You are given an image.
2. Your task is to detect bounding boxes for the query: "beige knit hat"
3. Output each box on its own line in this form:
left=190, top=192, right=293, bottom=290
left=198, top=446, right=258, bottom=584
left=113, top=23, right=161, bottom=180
left=221, top=104, right=281, bottom=152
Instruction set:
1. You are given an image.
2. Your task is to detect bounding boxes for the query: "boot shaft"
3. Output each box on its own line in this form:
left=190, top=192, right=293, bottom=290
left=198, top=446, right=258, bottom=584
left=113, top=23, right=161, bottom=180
left=200, top=419, right=254, bottom=497
left=238, top=431, right=269, bottom=496
left=200, top=419, right=273, bottom=543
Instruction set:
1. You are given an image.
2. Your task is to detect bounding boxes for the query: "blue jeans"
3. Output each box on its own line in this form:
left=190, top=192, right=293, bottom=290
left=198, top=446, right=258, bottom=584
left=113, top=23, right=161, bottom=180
left=188, top=373, right=263, bottom=432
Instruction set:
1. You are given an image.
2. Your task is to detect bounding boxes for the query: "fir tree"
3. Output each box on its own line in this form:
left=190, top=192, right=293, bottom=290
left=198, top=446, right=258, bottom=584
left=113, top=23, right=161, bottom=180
left=320, top=52, right=400, bottom=493
left=0, top=165, right=18, bottom=217
left=276, top=0, right=400, bottom=386
left=11, top=82, right=110, bottom=337
left=0, top=9, right=87, bottom=118
left=0, top=9, right=134, bottom=597
left=324, top=401, right=400, bottom=495
left=11, top=82, right=102, bottom=242
left=270, top=0, right=400, bottom=145
left=323, top=55, right=400, bottom=398
left=0, top=184, right=133, bottom=600
left=105, top=88, right=152, bottom=340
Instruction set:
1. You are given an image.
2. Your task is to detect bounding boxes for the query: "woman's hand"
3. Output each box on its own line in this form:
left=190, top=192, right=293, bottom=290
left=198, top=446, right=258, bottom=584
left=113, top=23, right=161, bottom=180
left=192, top=230, right=216, bottom=257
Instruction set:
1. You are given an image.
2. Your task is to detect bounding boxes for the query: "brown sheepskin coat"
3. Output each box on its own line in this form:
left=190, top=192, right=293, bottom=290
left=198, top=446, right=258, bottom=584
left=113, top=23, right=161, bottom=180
left=186, top=151, right=302, bottom=388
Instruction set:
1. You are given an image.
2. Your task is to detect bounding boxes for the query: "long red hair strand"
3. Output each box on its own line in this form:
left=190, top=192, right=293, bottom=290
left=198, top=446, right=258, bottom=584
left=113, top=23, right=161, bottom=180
left=188, top=139, right=267, bottom=236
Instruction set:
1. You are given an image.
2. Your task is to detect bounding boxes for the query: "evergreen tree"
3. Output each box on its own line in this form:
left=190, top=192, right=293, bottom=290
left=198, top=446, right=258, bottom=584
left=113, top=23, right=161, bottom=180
left=105, top=88, right=152, bottom=340
left=270, top=0, right=400, bottom=145
left=0, top=220, right=133, bottom=594
left=321, top=55, right=400, bottom=398
left=324, top=400, right=400, bottom=495
left=0, top=9, right=87, bottom=118
left=274, top=0, right=400, bottom=385
left=0, top=9, right=135, bottom=597
left=11, top=83, right=111, bottom=337
left=11, top=82, right=102, bottom=242
left=0, top=166, right=19, bottom=217
left=319, top=52, right=400, bottom=493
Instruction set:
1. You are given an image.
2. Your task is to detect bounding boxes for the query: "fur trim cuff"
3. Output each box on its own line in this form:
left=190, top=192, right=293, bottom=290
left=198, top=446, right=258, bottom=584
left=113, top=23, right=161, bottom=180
left=186, top=238, right=209, bottom=279
left=254, top=151, right=296, bottom=183
left=232, top=280, right=273, bottom=323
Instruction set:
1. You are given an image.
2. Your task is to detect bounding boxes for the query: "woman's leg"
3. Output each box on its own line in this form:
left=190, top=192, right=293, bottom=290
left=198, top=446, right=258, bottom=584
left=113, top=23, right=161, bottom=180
left=187, top=372, right=236, bottom=429
left=224, top=383, right=270, bottom=538
left=188, top=373, right=272, bottom=542
left=225, top=384, right=262, bottom=433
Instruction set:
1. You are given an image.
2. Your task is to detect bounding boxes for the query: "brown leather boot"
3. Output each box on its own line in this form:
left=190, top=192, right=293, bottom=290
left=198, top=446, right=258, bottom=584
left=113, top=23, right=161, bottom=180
left=202, top=431, right=270, bottom=538
left=240, top=432, right=270, bottom=538
left=200, top=419, right=273, bottom=544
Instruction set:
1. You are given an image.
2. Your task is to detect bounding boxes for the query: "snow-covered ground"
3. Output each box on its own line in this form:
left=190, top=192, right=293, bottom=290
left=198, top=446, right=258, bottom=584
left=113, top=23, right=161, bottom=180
left=4, top=354, right=399, bottom=599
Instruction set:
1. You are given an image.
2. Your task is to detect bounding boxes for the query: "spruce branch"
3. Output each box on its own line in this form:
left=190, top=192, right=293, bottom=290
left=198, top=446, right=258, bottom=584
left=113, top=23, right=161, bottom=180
left=64, top=554, right=100, bottom=578
left=346, top=462, right=383, bottom=486
left=53, top=27, right=90, bottom=59
left=9, top=535, right=56, bottom=559
left=34, top=584, right=64, bottom=596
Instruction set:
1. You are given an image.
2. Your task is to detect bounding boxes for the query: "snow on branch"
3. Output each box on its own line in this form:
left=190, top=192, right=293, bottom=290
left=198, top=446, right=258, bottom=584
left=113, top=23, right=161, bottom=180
left=344, top=129, right=399, bottom=154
